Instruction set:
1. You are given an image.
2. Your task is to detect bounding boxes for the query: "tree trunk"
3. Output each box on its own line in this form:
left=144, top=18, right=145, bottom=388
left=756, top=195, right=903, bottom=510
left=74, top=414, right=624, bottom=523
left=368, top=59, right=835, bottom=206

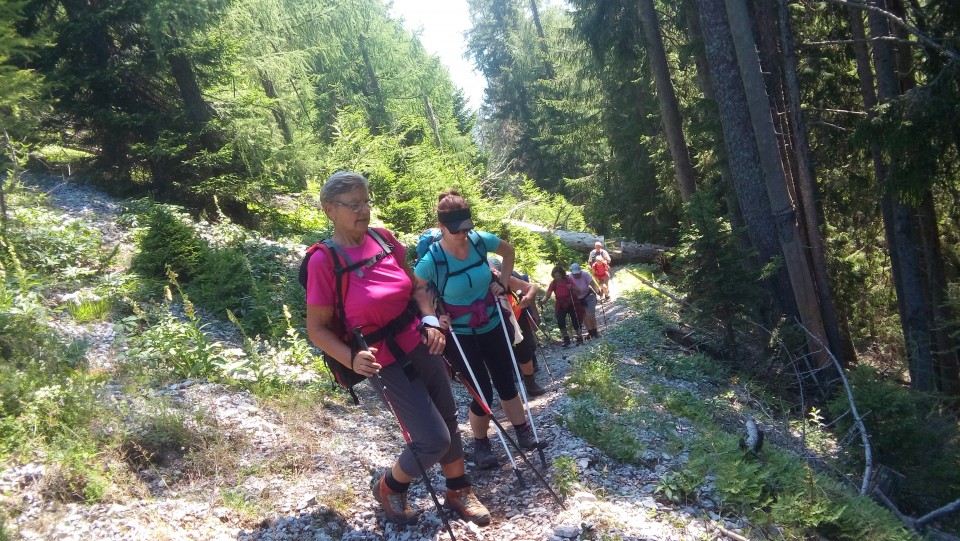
left=424, top=95, right=442, bottom=146
left=696, top=0, right=800, bottom=329
left=776, top=0, right=853, bottom=365
left=529, top=0, right=546, bottom=39
left=358, top=34, right=388, bottom=131
left=258, top=70, right=294, bottom=144
left=1, top=128, right=16, bottom=226
left=509, top=220, right=667, bottom=264
left=867, top=0, right=934, bottom=391
left=917, top=192, right=960, bottom=395
left=166, top=51, right=221, bottom=152
left=637, top=0, right=698, bottom=202
left=724, top=0, right=832, bottom=373
left=888, top=0, right=959, bottom=395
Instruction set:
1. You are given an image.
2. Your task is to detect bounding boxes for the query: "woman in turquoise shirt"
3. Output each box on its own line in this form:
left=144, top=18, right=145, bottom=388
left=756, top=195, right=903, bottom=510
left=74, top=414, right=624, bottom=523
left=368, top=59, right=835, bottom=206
left=414, top=189, right=544, bottom=470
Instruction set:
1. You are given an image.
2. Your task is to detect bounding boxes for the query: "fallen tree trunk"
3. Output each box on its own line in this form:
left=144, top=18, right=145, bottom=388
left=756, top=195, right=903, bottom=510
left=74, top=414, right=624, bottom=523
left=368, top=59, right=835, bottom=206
left=509, top=221, right=669, bottom=265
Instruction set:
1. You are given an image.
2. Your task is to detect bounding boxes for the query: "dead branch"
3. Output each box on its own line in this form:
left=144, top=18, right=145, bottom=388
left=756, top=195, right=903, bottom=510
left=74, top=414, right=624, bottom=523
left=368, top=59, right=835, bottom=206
left=915, top=497, right=960, bottom=530
left=713, top=523, right=751, bottom=541
left=797, top=321, right=873, bottom=494
left=623, top=268, right=685, bottom=303
left=804, top=36, right=916, bottom=47
left=823, top=0, right=959, bottom=61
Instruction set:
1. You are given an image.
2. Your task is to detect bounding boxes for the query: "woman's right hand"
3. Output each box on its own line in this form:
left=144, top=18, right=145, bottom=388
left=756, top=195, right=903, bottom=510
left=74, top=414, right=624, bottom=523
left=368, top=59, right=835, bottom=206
left=352, top=347, right=381, bottom=376
left=438, top=314, right=452, bottom=331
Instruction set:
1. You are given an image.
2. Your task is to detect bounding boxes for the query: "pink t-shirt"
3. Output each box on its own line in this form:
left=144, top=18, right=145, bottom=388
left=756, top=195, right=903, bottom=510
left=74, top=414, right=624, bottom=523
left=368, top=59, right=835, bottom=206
left=569, top=272, right=594, bottom=299
left=305, top=231, right=420, bottom=366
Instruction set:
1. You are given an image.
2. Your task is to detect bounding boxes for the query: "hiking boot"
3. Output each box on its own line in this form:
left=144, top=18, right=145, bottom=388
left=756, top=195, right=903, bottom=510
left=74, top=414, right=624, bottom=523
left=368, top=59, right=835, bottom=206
left=446, top=486, right=491, bottom=526
left=562, top=335, right=571, bottom=348
left=514, top=423, right=546, bottom=451
left=576, top=335, right=584, bottom=346
left=471, top=439, right=499, bottom=469
left=370, top=469, right=419, bottom=525
left=523, top=374, right=546, bottom=397
left=589, top=329, right=600, bottom=339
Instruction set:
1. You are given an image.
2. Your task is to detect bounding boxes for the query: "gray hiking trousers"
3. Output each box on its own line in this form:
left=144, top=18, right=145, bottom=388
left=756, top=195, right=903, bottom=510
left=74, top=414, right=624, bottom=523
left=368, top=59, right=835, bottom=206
left=370, top=343, right=463, bottom=477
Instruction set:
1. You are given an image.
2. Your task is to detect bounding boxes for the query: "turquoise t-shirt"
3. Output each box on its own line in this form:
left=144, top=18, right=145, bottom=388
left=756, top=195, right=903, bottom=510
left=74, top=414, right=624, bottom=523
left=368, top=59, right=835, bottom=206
left=414, top=230, right=501, bottom=335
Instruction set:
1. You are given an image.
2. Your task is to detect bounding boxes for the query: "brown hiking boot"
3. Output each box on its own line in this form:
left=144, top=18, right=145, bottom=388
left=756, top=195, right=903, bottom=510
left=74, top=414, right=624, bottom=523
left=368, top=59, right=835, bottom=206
left=514, top=423, right=546, bottom=450
left=523, top=374, right=546, bottom=397
left=471, top=438, right=499, bottom=469
left=446, top=486, right=491, bottom=526
left=370, top=469, right=419, bottom=525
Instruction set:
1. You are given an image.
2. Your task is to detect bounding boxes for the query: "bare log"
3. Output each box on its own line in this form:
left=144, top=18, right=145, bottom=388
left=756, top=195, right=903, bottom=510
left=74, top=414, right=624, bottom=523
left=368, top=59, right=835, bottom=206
left=508, top=221, right=669, bottom=264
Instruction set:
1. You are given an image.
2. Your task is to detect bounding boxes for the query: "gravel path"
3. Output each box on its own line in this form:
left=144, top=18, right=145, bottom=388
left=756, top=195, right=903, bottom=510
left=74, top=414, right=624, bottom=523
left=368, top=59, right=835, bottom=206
left=3, top=174, right=752, bottom=541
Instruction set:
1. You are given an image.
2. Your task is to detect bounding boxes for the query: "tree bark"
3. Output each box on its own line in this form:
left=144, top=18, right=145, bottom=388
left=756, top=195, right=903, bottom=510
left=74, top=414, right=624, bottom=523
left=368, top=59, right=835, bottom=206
left=637, top=0, right=698, bottom=202
left=358, top=34, right=388, bottom=131
left=696, top=0, right=800, bottom=327
left=166, top=51, right=221, bottom=152
left=258, top=70, right=294, bottom=145
left=725, top=0, right=832, bottom=372
left=776, top=0, right=853, bottom=365
left=867, top=0, right=934, bottom=391
left=424, top=95, right=442, bottom=147
left=509, top=221, right=667, bottom=264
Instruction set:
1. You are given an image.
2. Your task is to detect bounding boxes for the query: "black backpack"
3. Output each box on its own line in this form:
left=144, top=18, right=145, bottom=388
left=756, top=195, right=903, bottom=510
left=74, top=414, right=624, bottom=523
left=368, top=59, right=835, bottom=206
left=299, top=227, right=414, bottom=404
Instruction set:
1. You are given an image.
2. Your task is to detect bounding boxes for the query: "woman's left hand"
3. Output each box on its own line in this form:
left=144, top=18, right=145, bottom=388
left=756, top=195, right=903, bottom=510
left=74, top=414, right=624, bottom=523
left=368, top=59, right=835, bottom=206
left=422, top=326, right=447, bottom=355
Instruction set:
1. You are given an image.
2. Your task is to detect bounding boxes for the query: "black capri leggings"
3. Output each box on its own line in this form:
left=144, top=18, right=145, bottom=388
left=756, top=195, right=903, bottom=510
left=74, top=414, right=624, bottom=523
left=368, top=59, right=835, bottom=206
left=444, top=309, right=519, bottom=417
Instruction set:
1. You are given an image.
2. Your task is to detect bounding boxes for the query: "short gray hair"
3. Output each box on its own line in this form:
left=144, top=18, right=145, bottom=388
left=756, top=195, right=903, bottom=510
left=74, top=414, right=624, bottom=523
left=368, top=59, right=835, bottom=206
left=320, top=171, right=369, bottom=204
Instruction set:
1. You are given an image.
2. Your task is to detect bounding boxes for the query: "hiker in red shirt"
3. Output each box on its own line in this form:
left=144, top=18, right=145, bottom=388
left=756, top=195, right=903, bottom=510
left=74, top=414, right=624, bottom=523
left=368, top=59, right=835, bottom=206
left=591, top=254, right=611, bottom=302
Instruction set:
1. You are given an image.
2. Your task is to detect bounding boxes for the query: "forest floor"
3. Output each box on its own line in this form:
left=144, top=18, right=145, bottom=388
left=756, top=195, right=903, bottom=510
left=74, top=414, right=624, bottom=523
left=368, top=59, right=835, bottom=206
left=2, top=174, right=757, bottom=541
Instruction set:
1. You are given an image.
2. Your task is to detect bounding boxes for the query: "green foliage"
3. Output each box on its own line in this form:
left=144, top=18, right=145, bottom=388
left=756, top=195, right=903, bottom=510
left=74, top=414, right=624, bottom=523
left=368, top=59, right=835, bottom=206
left=563, top=400, right=643, bottom=463
left=131, top=206, right=209, bottom=282
left=674, top=188, right=762, bottom=354
left=685, top=429, right=912, bottom=540
left=5, top=207, right=105, bottom=280
left=563, top=347, right=650, bottom=462
left=188, top=246, right=268, bottom=330
left=654, top=471, right=690, bottom=504
left=498, top=223, right=547, bottom=276
left=123, top=280, right=240, bottom=382
left=118, top=399, right=216, bottom=468
left=551, top=456, right=579, bottom=497
left=540, top=233, right=583, bottom=269
left=826, top=365, right=960, bottom=513
left=565, top=345, right=632, bottom=410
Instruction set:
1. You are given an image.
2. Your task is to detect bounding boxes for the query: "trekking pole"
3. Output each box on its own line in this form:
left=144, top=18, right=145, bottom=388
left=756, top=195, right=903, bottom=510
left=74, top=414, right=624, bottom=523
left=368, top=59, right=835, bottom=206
left=524, top=310, right=555, bottom=382
left=446, top=331, right=525, bottom=487
left=567, top=289, right=585, bottom=342
left=599, top=294, right=608, bottom=333
left=442, top=356, right=566, bottom=508
left=354, top=328, right=456, bottom=541
left=495, top=300, right=547, bottom=466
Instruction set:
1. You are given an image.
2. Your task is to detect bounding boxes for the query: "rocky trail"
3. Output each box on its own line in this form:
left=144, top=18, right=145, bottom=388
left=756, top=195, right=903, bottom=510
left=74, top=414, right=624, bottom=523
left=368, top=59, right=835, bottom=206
left=3, top=175, right=753, bottom=541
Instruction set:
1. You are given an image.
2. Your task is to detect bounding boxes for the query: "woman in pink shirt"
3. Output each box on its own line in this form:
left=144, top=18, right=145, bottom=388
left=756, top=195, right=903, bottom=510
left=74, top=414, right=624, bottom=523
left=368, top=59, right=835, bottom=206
left=305, top=171, right=489, bottom=527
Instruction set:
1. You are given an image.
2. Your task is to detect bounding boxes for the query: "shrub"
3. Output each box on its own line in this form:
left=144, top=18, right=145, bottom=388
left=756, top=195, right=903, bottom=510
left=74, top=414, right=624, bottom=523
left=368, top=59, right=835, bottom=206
left=4, top=207, right=104, bottom=279
left=826, top=364, right=960, bottom=513
left=188, top=247, right=261, bottom=321
left=131, top=206, right=209, bottom=281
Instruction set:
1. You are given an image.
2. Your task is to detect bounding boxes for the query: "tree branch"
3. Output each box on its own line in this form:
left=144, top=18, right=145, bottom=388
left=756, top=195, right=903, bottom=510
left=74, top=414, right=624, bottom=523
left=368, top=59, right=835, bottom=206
left=823, top=0, right=959, bottom=61
left=804, top=36, right=916, bottom=47
left=797, top=321, right=873, bottom=494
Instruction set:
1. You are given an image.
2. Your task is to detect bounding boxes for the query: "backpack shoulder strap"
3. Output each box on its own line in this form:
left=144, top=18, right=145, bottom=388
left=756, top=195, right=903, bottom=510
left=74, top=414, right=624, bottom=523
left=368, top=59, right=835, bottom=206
left=315, top=241, right=349, bottom=334
left=368, top=227, right=395, bottom=254
left=466, top=230, right=486, bottom=260
left=427, top=240, right=450, bottom=297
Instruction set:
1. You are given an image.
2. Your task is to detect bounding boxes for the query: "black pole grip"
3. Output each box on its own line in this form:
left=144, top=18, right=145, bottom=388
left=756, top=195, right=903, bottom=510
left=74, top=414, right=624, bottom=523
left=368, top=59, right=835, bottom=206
left=353, top=326, right=369, bottom=351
